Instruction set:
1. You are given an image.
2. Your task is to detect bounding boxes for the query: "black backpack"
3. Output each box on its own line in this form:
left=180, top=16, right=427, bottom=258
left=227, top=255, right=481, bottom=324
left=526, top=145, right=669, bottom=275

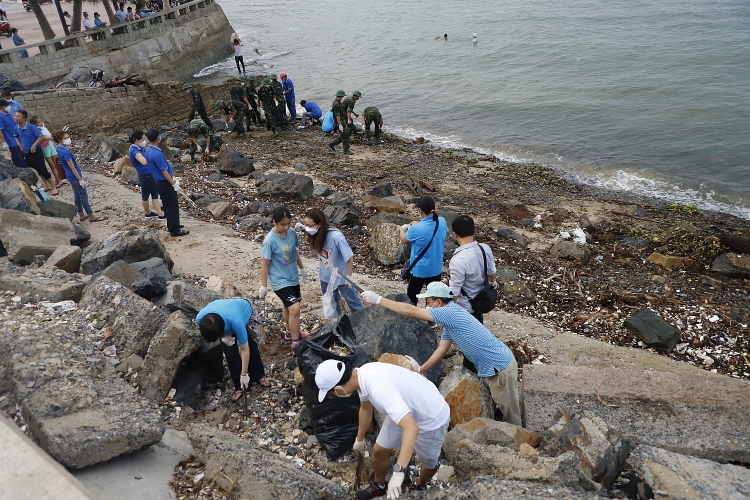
left=461, top=244, right=497, bottom=314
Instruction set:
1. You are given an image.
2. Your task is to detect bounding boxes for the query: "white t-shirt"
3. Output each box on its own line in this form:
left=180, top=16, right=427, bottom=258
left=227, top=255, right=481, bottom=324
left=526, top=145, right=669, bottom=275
left=356, top=362, right=449, bottom=431
left=83, top=18, right=94, bottom=29
left=233, top=43, right=242, bottom=57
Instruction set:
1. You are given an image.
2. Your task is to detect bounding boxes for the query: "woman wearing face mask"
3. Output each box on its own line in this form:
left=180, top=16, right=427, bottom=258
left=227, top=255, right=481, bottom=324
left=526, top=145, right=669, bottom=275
left=129, top=130, right=165, bottom=221
left=298, top=208, right=363, bottom=316
left=54, top=130, right=107, bottom=222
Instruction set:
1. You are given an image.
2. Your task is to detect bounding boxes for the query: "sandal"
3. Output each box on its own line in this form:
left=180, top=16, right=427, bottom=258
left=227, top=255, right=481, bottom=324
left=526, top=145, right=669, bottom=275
left=231, top=390, right=243, bottom=402
left=88, top=215, right=108, bottom=222
left=79, top=215, right=88, bottom=222
left=171, top=229, right=190, bottom=237
left=255, top=377, right=270, bottom=388
left=51, top=190, right=59, bottom=196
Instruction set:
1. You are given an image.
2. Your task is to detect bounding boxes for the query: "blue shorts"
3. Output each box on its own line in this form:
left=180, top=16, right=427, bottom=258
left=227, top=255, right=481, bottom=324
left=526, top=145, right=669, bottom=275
left=138, top=174, right=160, bottom=202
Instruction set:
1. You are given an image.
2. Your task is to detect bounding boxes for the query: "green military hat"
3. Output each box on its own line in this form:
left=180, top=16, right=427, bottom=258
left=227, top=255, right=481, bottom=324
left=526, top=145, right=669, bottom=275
left=247, top=74, right=256, bottom=80
left=215, top=100, right=224, bottom=108
left=236, top=75, right=245, bottom=82
left=335, top=90, right=346, bottom=97
left=352, top=90, right=362, bottom=97
left=270, top=73, right=278, bottom=79
left=182, top=83, right=192, bottom=89
left=262, top=78, right=271, bottom=84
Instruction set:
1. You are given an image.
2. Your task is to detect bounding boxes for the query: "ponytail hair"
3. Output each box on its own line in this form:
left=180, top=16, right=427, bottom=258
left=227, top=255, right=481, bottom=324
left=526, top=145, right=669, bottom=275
left=416, top=196, right=438, bottom=221
left=129, top=130, right=144, bottom=144
left=304, top=208, right=330, bottom=254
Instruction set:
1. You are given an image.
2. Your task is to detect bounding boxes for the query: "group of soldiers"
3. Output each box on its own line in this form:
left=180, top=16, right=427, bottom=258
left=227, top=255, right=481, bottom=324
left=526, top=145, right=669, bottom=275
left=329, top=90, right=383, bottom=155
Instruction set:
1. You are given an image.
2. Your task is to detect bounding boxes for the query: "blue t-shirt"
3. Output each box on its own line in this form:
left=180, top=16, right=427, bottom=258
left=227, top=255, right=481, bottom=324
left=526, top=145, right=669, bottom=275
left=316, top=229, right=353, bottom=283
left=0, top=111, right=18, bottom=146
left=262, top=228, right=300, bottom=289
left=129, top=144, right=150, bottom=175
left=282, top=78, right=295, bottom=100
left=196, top=298, right=252, bottom=345
left=57, top=146, right=82, bottom=179
left=303, top=101, right=322, bottom=119
left=429, top=301, right=513, bottom=377
left=8, top=100, right=23, bottom=115
left=144, top=144, right=172, bottom=181
left=405, top=216, right=447, bottom=277
left=17, top=122, right=42, bottom=152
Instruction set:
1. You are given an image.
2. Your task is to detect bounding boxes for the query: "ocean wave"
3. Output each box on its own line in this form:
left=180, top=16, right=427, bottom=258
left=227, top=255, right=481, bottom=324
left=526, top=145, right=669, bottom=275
left=256, top=50, right=292, bottom=61
left=193, top=50, right=292, bottom=78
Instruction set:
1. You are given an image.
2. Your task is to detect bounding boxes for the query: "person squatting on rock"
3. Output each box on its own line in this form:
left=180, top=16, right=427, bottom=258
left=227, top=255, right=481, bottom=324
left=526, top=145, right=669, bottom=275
left=184, top=83, right=214, bottom=131
left=129, top=130, right=165, bottom=221
left=145, top=128, right=189, bottom=237
left=215, top=99, right=246, bottom=137
left=187, top=118, right=219, bottom=163
left=197, top=298, right=269, bottom=404
left=361, top=106, right=383, bottom=145
left=361, top=282, right=522, bottom=427
left=329, top=90, right=362, bottom=155
left=297, top=99, right=322, bottom=129
left=15, top=109, right=57, bottom=195
left=257, top=78, right=280, bottom=137
left=400, top=196, right=447, bottom=307
left=315, top=359, right=450, bottom=498
left=53, top=130, right=107, bottom=222
left=32, top=115, right=65, bottom=190
left=280, top=72, right=296, bottom=121
left=297, top=208, right=364, bottom=317
left=259, top=206, right=309, bottom=351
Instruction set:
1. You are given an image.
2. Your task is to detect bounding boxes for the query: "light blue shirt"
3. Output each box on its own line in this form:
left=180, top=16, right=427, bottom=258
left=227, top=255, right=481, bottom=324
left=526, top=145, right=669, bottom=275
left=316, top=229, right=353, bottom=283
left=405, top=216, right=447, bottom=278
left=196, top=298, right=252, bottom=345
left=429, top=301, right=512, bottom=377
left=262, top=228, right=300, bottom=290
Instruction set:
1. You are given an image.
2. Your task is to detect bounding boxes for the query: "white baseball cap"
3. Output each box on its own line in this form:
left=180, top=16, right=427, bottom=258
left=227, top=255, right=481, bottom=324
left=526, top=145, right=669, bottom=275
left=315, top=359, right=346, bottom=402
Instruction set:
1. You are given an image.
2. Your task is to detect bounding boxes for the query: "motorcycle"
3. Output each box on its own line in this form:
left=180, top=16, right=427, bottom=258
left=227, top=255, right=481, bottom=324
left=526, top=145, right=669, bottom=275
left=55, top=66, right=105, bottom=89
left=22, top=1, right=32, bottom=12
left=0, top=21, right=12, bottom=37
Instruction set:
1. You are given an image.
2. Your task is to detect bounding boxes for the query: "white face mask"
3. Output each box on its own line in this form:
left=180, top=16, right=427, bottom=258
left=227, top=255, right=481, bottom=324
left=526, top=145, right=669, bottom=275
left=62, top=138, right=72, bottom=146
left=333, top=386, right=352, bottom=398
left=2, top=107, right=9, bottom=113
left=304, top=226, right=318, bottom=235
left=139, top=140, right=147, bottom=148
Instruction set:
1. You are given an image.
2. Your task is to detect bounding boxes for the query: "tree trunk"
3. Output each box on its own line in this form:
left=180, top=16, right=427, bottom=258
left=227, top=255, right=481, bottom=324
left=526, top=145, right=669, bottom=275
left=29, top=0, right=58, bottom=40
left=101, top=0, right=116, bottom=25
left=71, top=0, right=82, bottom=33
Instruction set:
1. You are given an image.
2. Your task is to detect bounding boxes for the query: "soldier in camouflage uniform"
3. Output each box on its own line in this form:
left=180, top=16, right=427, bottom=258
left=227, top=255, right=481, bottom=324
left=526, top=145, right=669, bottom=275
left=257, top=78, right=279, bottom=137
left=187, top=118, right=220, bottom=163
left=230, top=75, right=252, bottom=132
left=216, top=99, right=246, bottom=137
left=270, top=74, right=290, bottom=130
left=184, top=83, right=213, bottom=131
left=361, top=106, right=383, bottom=144
left=329, top=90, right=361, bottom=155
left=244, top=74, right=261, bottom=127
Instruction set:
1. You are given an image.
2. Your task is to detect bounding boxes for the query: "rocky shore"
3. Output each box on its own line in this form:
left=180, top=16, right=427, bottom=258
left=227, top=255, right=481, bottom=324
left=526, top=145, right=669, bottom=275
left=1, top=96, right=749, bottom=499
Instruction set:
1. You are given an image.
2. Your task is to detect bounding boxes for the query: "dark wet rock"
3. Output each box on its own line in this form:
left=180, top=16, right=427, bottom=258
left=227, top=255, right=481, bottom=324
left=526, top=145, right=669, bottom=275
left=711, top=252, right=750, bottom=278
left=237, top=201, right=277, bottom=218
left=236, top=216, right=274, bottom=232
left=0, top=178, right=40, bottom=214
left=0, top=157, right=38, bottom=187
left=328, top=191, right=352, bottom=206
left=130, top=257, right=174, bottom=281
left=323, top=204, right=359, bottom=226
left=443, top=239, right=458, bottom=259
left=716, top=233, right=750, bottom=255
left=193, top=194, right=227, bottom=208
left=257, top=172, right=314, bottom=201
left=497, top=227, right=529, bottom=249
left=156, top=281, right=223, bottom=316
left=363, top=181, right=393, bottom=198
left=216, top=150, right=254, bottom=177
left=621, top=237, right=649, bottom=248
left=579, top=214, right=596, bottom=233
left=81, top=229, right=173, bottom=275
left=623, top=307, right=680, bottom=353
left=132, top=274, right=168, bottom=300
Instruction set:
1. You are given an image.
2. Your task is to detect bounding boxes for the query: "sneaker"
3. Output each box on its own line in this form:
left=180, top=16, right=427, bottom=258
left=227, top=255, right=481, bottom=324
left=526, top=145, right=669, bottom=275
left=284, top=330, right=310, bottom=341
left=145, top=212, right=159, bottom=219
left=428, top=321, right=438, bottom=329
left=329, top=143, right=336, bottom=151
left=157, top=215, right=167, bottom=222
left=407, top=483, right=427, bottom=492
left=356, top=481, right=386, bottom=499
left=343, top=150, right=354, bottom=155
left=297, top=125, right=305, bottom=129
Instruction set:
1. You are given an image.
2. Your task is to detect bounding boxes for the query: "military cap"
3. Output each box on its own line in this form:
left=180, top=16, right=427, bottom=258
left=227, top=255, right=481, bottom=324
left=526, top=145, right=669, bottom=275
left=352, top=90, right=362, bottom=97
left=215, top=100, right=224, bottom=108
left=182, top=83, right=192, bottom=89
left=236, top=75, right=245, bottom=82
left=262, top=78, right=271, bottom=85
left=335, top=90, right=346, bottom=97
left=247, top=74, right=256, bottom=80
left=270, top=73, right=278, bottom=79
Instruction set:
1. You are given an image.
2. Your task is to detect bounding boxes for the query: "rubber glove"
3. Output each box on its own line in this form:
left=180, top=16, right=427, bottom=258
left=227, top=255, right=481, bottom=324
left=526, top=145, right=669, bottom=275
left=404, top=355, right=420, bottom=373
left=240, top=374, right=250, bottom=388
left=299, top=268, right=307, bottom=282
left=196, top=145, right=202, bottom=153
left=490, top=281, right=498, bottom=289
left=220, top=335, right=235, bottom=347
left=400, top=224, right=410, bottom=232
left=353, top=438, right=365, bottom=454
left=2, top=142, right=8, bottom=150
left=225, top=122, right=230, bottom=130
left=387, top=471, right=404, bottom=499
left=79, top=180, right=87, bottom=189
left=258, top=286, right=268, bottom=298
left=361, top=291, right=382, bottom=305
left=294, top=222, right=305, bottom=233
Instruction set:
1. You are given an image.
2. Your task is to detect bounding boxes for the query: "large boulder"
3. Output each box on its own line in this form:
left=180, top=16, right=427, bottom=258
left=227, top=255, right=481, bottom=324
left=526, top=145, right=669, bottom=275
left=92, top=259, right=145, bottom=289
left=45, top=245, right=82, bottom=273
left=495, top=266, right=536, bottom=306
left=38, top=199, right=78, bottom=220
left=81, top=229, right=173, bottom=275
left=409, top=477, right=600, bottom=499
left=442, top=417, right=540, bottom=462
left=216, top=150, right=254, bottom=176
left=193, top=193, right=227, bottom=208
left=0, top=208, right=84, bottom=264
left=369, top=223, right=409, bottom=265
left=257, top=173, right=313, bottom=201
left=0, top=265, right=91, bottom=302
left=140, top=311, right=202, bottom=401
left=208, top=201, right=239, bottom=219
left=623, top=307, right=681, bottom=353
left=187, top=424, right=349, bottom=500
left=237, top=201, right=276, bottom=218
left=348, top=294, right=441, bottom=381
left=438, top=368, right=494, bottom=428
left=323, top=204, right=359, bottom=226
left=206, top=275, right=240, bottom=298
left=363, top=195, right=405, bottom=214
left=79, top=276, right=169, bottom=358
left=129, top=257, right=173, bottom=281
left=522, top=364, right=750, bottom=464
left=0, top=178, right=40, bottom=214
left=84, top=135, right=121, bottom=162
left=363, top=181, right=393, bottom=198
left=156, top=281, right=223, bottom=316
left=131, top=274, right=168, bottom=300
left=711, top=252, right=750, bottom=278
left=120, top=165, right=140, bottom=185
left=365, top=212, right=413, bottom=228
left=550, top=240, right=591, bottom=264
left=0, top=157, right=38, bottom=186
left=236, top=216, right=274, bottom=232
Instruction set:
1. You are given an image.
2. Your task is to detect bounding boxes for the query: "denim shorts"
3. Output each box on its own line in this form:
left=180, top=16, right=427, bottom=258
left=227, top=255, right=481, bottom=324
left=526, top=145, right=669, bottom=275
left=138, top=174, right=159, bottom=202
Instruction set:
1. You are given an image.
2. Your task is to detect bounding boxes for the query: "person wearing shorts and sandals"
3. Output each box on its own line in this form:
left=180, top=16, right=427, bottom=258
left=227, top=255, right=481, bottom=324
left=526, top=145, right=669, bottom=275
left=258, top=206, right=309, bottom=351
left=196, top=298, right=269, bottom=404
left=129, top=131, right=164, bottom=221
left=15, top=110, right=57, bottom=195
left=315, top=360, right=450, bottom=499
left=400, top=196, right=447, bottom=306
left=32, top=116, right=65, bottom=189
left=360, top=282, right=522, bottom=427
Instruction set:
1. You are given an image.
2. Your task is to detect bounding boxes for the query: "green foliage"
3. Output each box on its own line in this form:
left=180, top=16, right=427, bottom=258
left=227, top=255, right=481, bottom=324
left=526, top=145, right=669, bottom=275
left=665, top=202, right=700, bottom=214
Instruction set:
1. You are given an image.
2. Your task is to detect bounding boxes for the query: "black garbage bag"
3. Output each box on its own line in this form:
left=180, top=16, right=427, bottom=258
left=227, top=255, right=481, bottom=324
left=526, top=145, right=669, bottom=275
left=0, top=73, right=27, bottom=91
left=295, top=315, right=369, bottom=460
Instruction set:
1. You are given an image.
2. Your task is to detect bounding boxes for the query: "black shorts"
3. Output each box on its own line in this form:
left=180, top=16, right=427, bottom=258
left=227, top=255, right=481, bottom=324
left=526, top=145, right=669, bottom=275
left=138, top=174, right=159, bottom=202
left=274, top=285, right=302, bottom=308
left=25, top=150, right=51, bottom=179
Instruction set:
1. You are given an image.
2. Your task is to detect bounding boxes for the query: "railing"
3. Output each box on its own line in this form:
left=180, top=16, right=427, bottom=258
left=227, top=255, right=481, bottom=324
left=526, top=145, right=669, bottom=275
left=0, top=0, right=214, bottom=65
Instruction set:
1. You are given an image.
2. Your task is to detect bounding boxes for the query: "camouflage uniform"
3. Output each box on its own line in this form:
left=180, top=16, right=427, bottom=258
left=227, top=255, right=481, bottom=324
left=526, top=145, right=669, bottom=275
left=330, top=96, right=357, bottom=153
left=258, top=83, right=280, bottom=136
left=221, top=100, right=246, bottom=136
left=244, top=79, right=261, bottom=126
left=230, top=82, right=252, bottom=131
left=188, top=90, right=213, bottom=131
left=187, top=118, right=220, bottom=161
left=362, top=106, right=383, bottom=143
left=271, top=78, right=290, bottom=129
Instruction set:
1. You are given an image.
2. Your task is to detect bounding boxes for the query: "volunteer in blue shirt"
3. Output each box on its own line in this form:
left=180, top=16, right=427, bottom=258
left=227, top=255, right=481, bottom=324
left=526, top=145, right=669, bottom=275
left=0, top=98, right=26, bottom=169
left=129, top=130, right=164, bottom=220
left=15, top=109, right=57, bottom=194
left=400, top=196, right=447, bottom=305
left=299, top=208, right=364, bottom=317
left=144, top=128, right=188, bottom=237
left=280, top=72, right=296, bottom=120
left=196, top=298, right=269, bottom=403
left=1, top=89, right=24, bottom=115
left=53, top=130, right=107, bottom=222
left=360, top=281, right=522, bottom=426
left=297, top=99, right=322, bottom=129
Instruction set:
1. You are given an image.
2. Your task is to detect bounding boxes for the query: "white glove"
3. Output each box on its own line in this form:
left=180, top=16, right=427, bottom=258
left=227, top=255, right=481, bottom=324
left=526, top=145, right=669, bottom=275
left=401, top=224, right=410, bottom=232
left=79, top=180, right=87, bottom=189
left=240, top=374, right=250, bottom=388
left=1, top=142, right=8, bottom=150
left=258, top=286, right=268, bottom=298
left=352, top=438, right=365, bottom=454
left=294, top=222, right=305, bottom=233
left=387, top=471, right=405, bottom=499
left=196, top=145, right=203, bottom=153
left=220, top=335, right=236, bottom=346
left=225, top=122, right=230, bottom=130
left=361, top=291, right=382, bottom=305
left=299, top=268, right=307, bottom=282
left=404, top=355, right=420, bottom=373
left=490, top=281, right=498, bottom=289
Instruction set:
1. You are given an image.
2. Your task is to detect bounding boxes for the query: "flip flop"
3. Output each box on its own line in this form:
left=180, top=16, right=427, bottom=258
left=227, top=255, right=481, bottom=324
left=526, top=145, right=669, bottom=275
left=231, top=390, right=243, bottom=402
left=255, top=377, right=270, bottom=388
left=88, top=215, right=108, bottom=222
left=79, top=215, right=88, bottom=222
left=51, top=190, right=59, bottom=196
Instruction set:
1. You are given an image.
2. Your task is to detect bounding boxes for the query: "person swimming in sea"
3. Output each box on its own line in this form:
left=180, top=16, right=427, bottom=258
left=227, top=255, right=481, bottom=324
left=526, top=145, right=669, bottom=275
left=472, top=33, right=478, bottom=44
left=435, top=34, right=448, bottom=40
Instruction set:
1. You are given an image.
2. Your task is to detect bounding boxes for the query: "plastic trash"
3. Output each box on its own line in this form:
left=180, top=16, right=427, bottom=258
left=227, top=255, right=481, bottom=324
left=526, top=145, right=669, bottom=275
left=38, top=300, right=77, bottom=313
left=572, top=228, right=587, bottom=245
left=321, top=267, right=346, bottom=330
left=321, top=111, right=335, bottom=133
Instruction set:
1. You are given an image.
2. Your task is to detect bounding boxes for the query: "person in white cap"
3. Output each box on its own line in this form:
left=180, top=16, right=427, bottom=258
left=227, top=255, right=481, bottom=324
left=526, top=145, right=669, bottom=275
left=315, top=359, right=449, bottom=498
left=360, top=281, right=521, bottom=426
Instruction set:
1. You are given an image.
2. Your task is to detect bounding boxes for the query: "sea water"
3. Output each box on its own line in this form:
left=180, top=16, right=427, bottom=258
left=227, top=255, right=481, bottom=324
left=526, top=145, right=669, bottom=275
left=199, top=0, right=750, bottom=219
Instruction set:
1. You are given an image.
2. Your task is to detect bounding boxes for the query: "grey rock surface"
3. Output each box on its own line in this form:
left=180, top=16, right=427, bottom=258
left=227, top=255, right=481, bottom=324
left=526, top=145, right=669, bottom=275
left=257, top=172, right=314, bottom=201
left=438, top=368, right=494, bottom=428
left=365, top=212, right=413, bottom=228
left=0, top=157, right=38, bottom=187
left=411, top=477, right=602, bottom=499
left=0, top=208, right=82, bottom=263
left=237, top=200, right=276, bottom=217
left=0, top=178, right=40, bottom=214
left=84, top=135, right=122, bottom=163
left=92, top=259, right=145, bottom=289
left=323, top=203, right=360, bottom=226
left=711, top=252, right=750, bottom=278
left=129, top=257, right=174, bottom=281
left=495, top=266, right=536, bottom=306
left=156, top=280, right=223, bottom=316
left=363, top=181, right=393, bottom=198
left=38, top=199, right=79, bottom=220
left=369, top=223, right=410, bottom=265
left=623, top=307, right=681, bottom=353
left=132, top=274, right=168, bottom=300
left=497, top=227, right=530, bottom=248
left=216, top=150, right=254, bottom=176
left=550, top=240, right=591, bottom=264
left=45, top=245, right=83, bottom=273
left=0, top=264, right=91, bottom=302
left=81, top=229, right=173, bottom=275
left=192, top=193, right=226, bottom=208
left=236, top=216, right=274, bottom=232
left=442, top=417, right=540, bottom=462
left=312, top=184, right=332, bottom=197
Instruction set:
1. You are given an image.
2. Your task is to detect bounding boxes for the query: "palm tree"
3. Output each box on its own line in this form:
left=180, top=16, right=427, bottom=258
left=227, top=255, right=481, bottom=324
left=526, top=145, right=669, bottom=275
left=101, top=0, right=117, bottom=25
left=71, top=0, right=82, bottom=33
left=28, top=0, right=57, bottom=40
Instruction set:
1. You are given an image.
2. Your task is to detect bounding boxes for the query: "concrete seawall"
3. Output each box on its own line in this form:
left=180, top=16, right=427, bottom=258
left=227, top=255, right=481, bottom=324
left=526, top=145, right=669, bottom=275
left=0, top=0, right=232, bottom=89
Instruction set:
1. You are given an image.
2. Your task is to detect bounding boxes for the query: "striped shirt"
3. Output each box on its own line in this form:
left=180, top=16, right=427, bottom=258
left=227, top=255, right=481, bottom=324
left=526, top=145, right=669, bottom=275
left=428, top=301, right=512, bottom=377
